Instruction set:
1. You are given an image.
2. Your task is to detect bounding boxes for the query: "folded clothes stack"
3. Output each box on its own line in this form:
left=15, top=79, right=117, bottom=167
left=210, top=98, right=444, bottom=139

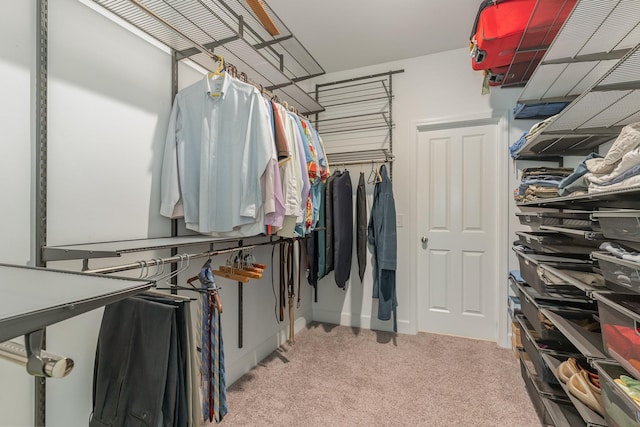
left=514, top=166, right=574, bottom=202
left=600, top=241, right=640, bottom=263
left=509, top=115, right=559, bottom=159
left=536, top=266, right=606, bottom=289
left=614, top=375, right=640, bottom=404
left=557, top=123, right=640, bottom=196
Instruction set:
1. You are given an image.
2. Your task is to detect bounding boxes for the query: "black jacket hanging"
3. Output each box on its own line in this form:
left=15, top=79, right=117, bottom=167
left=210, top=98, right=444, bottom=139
left=324, top=173, right=337, bottom=274
left=332, top=170, right=353, bottom=289
left=356, top=172, right=367, bottom=282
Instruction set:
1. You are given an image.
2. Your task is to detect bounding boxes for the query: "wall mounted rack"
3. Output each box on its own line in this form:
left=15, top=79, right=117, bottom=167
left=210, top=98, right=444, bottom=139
left=92, top=0, right=325, bottom=114
left=513, top=0, right=640, bottom=158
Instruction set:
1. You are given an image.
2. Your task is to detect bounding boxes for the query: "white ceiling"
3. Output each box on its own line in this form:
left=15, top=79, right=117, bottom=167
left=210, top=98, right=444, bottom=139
left=266, top=0, right=480, bottom=74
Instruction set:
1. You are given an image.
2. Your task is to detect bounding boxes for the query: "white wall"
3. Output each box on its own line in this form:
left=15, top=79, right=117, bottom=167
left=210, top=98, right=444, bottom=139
left=0, top=1, right=311, bottom=426
left=0, top=2, right=37, bottom=425
left=306, top=49, right=533, bottom=341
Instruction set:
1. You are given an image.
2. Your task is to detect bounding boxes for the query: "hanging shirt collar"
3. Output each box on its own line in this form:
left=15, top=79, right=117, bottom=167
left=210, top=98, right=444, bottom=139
left=205, top=72, right=230, bottom=100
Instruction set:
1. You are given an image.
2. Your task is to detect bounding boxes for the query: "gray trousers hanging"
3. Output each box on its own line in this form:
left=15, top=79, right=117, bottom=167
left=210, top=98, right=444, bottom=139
left=91, top=297, right=178, bottom=427
left=332, top=171, right=353, bottom=288
left=356, top=172, right=367, bottom=282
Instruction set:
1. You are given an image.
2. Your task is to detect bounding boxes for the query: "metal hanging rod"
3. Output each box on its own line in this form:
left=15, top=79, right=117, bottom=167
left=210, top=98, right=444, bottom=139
left=0, top=341, right=74, bottom=379
left=84, top=239, right=283, bottom=275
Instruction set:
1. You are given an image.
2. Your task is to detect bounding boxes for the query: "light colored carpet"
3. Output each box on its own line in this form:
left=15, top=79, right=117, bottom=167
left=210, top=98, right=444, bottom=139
left=223, top=322, right=540, bottom=427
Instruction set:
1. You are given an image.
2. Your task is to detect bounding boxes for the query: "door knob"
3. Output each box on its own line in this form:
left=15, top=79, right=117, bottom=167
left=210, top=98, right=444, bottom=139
left=421, top=236, right=428, bottom=244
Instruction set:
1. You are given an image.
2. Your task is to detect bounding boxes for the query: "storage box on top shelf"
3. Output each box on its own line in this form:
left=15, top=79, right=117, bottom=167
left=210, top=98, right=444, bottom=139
left=593, top=360, right=640, bottom=427
left=592, top=210, right=640, bottom=243
left=593, top=292, right=640, bottom=381
left=593, top=252, right=640, bottom=294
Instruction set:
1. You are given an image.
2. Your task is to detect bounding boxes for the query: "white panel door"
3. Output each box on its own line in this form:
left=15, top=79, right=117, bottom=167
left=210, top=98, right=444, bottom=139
left=417, top=123, right=498, bottom=340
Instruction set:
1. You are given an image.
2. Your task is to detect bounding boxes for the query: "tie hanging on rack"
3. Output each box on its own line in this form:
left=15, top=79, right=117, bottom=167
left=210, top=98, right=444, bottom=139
left=189, top=259, right=227, bottom=424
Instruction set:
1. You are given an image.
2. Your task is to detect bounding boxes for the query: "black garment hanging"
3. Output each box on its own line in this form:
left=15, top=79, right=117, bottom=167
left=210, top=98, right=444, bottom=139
left=324, top=172, right=337, bottom=274
left=332, top=170, right=353, bottom=289
left=356, top=171, right=367, bottom=282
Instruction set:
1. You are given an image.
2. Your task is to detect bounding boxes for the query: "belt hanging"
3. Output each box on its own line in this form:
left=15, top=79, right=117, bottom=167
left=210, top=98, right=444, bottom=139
left=297, top=239, right=303, bottom=309
left=279, top=243, right=285, bottom=322
left=286, top=241, right=295, bottom=344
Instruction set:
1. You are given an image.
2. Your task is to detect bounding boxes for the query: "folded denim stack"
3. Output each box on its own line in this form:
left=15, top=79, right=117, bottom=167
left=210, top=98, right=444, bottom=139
left=514, top=167, right=574, bottom=202
left=557, top=152, right=603, bottom=196
left=557, top=357, right=604, bottom=416
left=508, top=115, right=560, bottom=159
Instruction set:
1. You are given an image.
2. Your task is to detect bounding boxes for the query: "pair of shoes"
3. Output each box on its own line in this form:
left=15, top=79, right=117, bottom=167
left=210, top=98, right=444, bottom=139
left=557, top=358, right=582, bottom=383
left=568, top=369, right=604, bottom=416
left=557, top=358, right=604, bottom=416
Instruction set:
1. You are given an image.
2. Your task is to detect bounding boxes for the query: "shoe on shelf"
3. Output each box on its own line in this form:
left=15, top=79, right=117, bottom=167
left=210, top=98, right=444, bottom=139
left=568, top=369, right=604, bottom=416
left=557, top=358, right=580, bottom=383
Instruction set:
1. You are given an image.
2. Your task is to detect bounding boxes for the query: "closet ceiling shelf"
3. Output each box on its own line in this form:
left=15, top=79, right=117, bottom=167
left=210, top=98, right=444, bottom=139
left=0, top=264, right=153, bottom=344
left=42, top=234, right=276, bottom=262
left=517, top=0, right=640, bottom=104
left=539, top=308, right=609, bottom=360
left=514, top=3, right=640, bottom=155
left=90, top=0, right=324, bottom=114
left=514, top=132, right=616, bottom=159
left=499, top=0, right=579, bottom=88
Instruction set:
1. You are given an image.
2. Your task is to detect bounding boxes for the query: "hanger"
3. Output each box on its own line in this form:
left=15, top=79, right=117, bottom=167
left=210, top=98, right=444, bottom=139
left=212, top=268, right=250, bottom=283
left=367, top=161, right=379, bottom=184
left=207, top=55, right=225, bottom=79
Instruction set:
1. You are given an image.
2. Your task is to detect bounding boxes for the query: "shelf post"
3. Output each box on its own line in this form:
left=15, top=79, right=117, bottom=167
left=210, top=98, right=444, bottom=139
left=35, top=0, right=49, bottom=424
left=170, top=49, right=179, bottom=292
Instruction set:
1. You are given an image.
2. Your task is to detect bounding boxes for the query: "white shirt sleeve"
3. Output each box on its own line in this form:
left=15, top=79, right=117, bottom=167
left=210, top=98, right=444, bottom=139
left=160, top=96, right=184, bottom=218
left=239, top=91, right=273, bottom=219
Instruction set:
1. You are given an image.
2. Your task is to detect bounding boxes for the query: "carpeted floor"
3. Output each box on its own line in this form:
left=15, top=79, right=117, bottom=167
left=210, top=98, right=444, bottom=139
left=222, top=322, right=540, bottom=426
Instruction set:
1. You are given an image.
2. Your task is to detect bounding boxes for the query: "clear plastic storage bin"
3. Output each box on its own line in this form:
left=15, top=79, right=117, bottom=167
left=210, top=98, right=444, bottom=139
left=593, top=360, right=640, bottom=427
left=593, top=292, right=640, bottom=380
left=516, top=315, right=577, bottom=385
left=514, top=248, right=591, bottom=294
left=592, top=252, right=640, bottom=294
left=515, top=231, right=594, bottom=256
left=593, top=210, right=640, bottom=243
left=516, top=211, right=595, bottom=230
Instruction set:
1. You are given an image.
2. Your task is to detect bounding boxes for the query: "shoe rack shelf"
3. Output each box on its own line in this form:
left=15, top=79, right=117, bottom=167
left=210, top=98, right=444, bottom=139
left=510, top=3, right=640, bottom=425
left=541, top=353, right=607, bottom=427
left=540, top=309, right=608, bottom=361
left=519, top=349, right=584, bottom=427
